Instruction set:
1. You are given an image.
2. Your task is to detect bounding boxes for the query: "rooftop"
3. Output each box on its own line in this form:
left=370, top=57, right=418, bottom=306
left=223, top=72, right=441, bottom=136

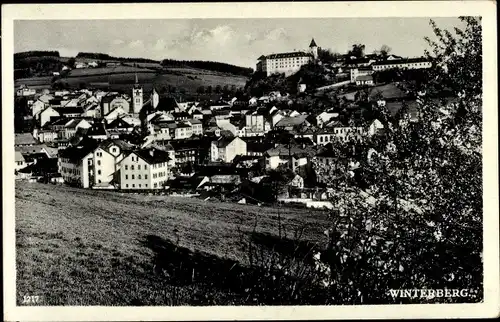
left=15, top=133, right=38, bottom=146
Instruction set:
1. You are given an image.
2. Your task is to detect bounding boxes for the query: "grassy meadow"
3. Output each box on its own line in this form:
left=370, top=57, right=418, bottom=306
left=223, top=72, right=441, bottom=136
left=15, top=182, right=330, bottom=305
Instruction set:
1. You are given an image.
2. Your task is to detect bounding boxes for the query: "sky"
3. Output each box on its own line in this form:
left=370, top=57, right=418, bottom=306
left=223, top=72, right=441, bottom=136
left=14, top=18, right=466, bottom=69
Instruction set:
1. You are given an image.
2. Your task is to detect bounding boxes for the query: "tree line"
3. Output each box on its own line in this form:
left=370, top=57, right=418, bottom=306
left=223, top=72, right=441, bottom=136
left=76, top=52, right=160, bottom=63
left=14, top=51, right=60, bottom=59
left=161, top=59, right=253, bottom=77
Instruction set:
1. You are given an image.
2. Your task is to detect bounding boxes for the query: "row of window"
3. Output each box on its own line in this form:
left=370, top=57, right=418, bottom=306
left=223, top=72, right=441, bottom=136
left=153, top=171, right=166, bottom=179
left=125, top=174, right=148, bottom=180
left=124, top=164, right=147, bottom=170
left=61, top=167, right=81, bottom=175
left=124, top=181, right=165, bottom=189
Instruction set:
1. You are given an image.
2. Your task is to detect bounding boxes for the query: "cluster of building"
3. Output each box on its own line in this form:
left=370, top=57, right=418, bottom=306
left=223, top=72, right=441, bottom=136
left=256, top=38, right=432, bottom=88
left=15, top=70, right=390, bottom=199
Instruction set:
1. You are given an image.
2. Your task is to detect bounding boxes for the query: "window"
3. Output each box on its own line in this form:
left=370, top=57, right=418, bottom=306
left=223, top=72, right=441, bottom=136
left=125, top=165, right=128, bottom=170
left=138, top=175, right=141, bottom=179
left=125, top=175, right=128, bottom=179
left=126, top=184, right=129, bottom=188
left=131, top=165, right=134, bottom=170
left=144, top=165, right=147, bottom=169
left=154, top=183, right=157, bottom=188
left=97, top=170, right=101, bottom=175
left=138, top=165, right=141, bottom=170
left=132, top=175, right=135, bottom=179
left=139, top=184, right=141, bottom=188
left=97, top=160, right=101, bottom=166
left=132, top=184, right=135, bottom=188
left=98, top=180, right=102, bottom=183
left=145, top=184, right=148, bottom=188
left=145, top=174, right=148, bottom=179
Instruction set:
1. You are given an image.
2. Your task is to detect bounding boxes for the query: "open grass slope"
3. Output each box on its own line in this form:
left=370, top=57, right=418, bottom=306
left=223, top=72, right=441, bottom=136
left=15, top=67, right=248, bottom=94
left=15, top=182, right=328, bottom=305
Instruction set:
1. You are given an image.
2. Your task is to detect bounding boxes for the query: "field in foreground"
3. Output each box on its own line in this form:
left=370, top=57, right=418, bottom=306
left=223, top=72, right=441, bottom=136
left=15, top=182, right=329, bottom=305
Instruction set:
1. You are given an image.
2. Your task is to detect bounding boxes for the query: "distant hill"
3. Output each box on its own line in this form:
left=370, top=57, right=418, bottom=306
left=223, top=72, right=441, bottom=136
left=14, top=51, right=252, bottom=87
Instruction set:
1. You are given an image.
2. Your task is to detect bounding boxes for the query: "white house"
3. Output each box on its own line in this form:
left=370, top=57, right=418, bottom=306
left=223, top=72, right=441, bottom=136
left=118, top=148, right=171, bottom=190
left=210, top=137, right=247, bottom=163
left=367, top=119, right=384, bottom=136
left=38, top=107, right=61, bottom=127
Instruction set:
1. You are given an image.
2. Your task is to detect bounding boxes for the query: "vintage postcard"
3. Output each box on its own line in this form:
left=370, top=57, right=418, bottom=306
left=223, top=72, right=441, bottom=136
left=2, top=1, right=499, bottom=320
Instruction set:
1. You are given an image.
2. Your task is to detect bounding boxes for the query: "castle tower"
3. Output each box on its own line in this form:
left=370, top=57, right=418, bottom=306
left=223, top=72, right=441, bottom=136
left=309, top=38, right=318, bottom=61
left=132, top=73, right=143, bottom=114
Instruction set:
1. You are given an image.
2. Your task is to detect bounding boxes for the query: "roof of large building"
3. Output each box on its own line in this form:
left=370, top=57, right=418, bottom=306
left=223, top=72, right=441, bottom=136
left=373, top=57, right=431, bottom=66
left=309, top=38, right=317, bottom=47
left=258, top=51, right=313, bottom=61
left=15, top=133, right=38, bottom=146
left=356, top=75, right=374, bottom=82
left=58, top=143, right=98, bottom=162
left=134, top=148, right=171, bottom=165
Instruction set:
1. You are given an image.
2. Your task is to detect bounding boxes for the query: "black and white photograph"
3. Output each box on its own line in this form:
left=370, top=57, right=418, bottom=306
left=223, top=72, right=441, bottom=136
left=2, top=1, right=499, bottom=320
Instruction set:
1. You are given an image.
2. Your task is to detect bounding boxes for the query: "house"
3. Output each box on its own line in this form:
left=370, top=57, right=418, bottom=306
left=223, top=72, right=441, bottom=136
left=104, top=106, right=128, bottom=122
left=58, top=141, right=99, bottom=188
left=88, top=61, right=99, bottom=68
left=57, top=106, right=84, bottom=119
left=274, top=115, right=310, bottom=132
left=288, top=174, right=305, bottom=190
left=32, top=99, right=47, bottom=117
left=118, top=148, right=171, bottom=190
left=350, top=67, right=375, bottom=83
left=372, top=57, right=432, bottom=71
left=75, top=62, right=87, bottom=69
left=15, top=151, right=27, bottom=171
left=91, top=139, right=135, bottom=188
left=367, top=119, right=384, bottom=136
left=169, top=139, right=204, bottom=169
left=38, top=107, right=61, bottom=127
left=316, top=112, right=339, bottom=128
left=173, top=122, right=193, bottom=140
left=210, top=137, right=247, bottom=163
left=356, top=75, right=374, bottom=86
left=33, top=128, right=58, bottom=143
left=324, top=120, right=365, bottom=142
left=186, top=119, right=203, bottom=136
left=245, top=110, right=270, bottom=135
left=107, top=118, right=135, bottom=133
left=263, top=144, right=314, bottom=171
left=16, top=85, right=37, bottom=97
left=59, top=119, right=92, bottom=141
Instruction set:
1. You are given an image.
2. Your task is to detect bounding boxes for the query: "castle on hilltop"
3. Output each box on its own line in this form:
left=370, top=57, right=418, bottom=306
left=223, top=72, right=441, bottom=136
left=256, top=38, right=319, bottom=77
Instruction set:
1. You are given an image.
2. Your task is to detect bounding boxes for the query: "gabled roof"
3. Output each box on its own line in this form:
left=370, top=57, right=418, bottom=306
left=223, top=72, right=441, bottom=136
left=56, top=106, right=84, bottom=115
left=58, top=142, right=98, bottom=162
left=15, top=151, right=25, bottom=162
left=99, top=139, right=135, bottom=151
left=213, top=137, right=236, bottom=148
left=309, top=38, right=317, bottom=47
left=108, top=118, right=133, bottom=129
left=261, top=51, right=313, bottom=60
left=133, top=148, right=171, bottom=165
left=15, top=133, right=38, bottom=146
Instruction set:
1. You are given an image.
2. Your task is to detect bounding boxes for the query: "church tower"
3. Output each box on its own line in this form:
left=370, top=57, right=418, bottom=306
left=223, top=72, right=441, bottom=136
left=309, top=38, right=318, bottom=61
left=132, top=73, right=143, bottom=114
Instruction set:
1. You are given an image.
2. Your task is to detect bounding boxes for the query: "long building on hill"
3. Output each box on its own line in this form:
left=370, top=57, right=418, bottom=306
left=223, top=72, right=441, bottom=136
left=256, top=38, right=319, bottom=77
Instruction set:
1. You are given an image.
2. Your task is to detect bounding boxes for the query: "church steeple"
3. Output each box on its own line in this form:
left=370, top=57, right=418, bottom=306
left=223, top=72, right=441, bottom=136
left=309, top=38, right=318, bottom=60
left=132, top=73, right=143, bottom=114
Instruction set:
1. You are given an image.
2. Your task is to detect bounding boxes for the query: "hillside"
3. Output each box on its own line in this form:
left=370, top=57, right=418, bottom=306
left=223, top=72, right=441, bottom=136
left=16, top=182, right=328, bottom=305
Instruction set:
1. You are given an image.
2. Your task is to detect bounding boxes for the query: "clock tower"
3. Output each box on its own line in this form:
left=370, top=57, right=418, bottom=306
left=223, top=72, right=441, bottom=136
left=132, top=73, right=143, bottom=114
